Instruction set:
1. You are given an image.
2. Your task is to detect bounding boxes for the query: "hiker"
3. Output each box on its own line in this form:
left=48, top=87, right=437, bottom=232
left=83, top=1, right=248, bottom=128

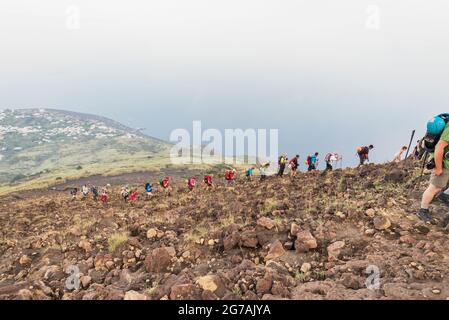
left=203, top=175, right=213, bottom=187
left=129, top=189, right=137, bottom=202
left=357, top=145, right=374, bottom=166
left=245, top=167, right=255, bottom=180
left=288, top=155, right=300, bottom=177
left=225, top=169, right=236, bottom=185
left=145, top=182, right=153, bottom=197
left=91, top=185, right=98, bottom=200
left=393, top=146, right=408, bottom=163
left=412, top=139, right=426, bottom=160
left=121, top=185, right=130, bottom=202
left=278, top=154, right=288, bottom=176
left=100, top=187, right=109, bottom=203
left=307, top=152, right=319, bottom=171
left=70, top=187, right=78, bottom=200
left=259, top=162, right=270, bottom=181
left=187, top=177, right=197, bottom=191
left=82, top=184, right=89, bottom=198
left=160, top=176, right=171, bottom=195
left=416, top=114, right=449, bottom=226
left=324, top=152, right=340, bottom=171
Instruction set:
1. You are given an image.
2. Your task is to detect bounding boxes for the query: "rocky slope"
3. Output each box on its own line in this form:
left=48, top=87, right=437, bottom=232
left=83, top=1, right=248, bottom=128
left=0, top=160, right=448, bottom=300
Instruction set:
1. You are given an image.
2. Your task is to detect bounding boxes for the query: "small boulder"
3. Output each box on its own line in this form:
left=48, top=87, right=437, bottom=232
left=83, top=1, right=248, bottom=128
left=124, top=290, right=147, bottom=300
left=19, top=255, right=31, bottom=265
left=300, top=262, right=311, bottom=273
left=196, top=275, right=227, bottom=297
left=78, top=240, right=92, bottom=252
left=146, top=228, right=158, bottom=239
left=240, top=230, right=258, bottom=248
left=327, top=241, right=345, bottom=261
left=144, top=247, right=171, bottom=273
left=223, top=232, right=240, bottom=250
left=257, top=217, right=276, bottom=230
left=265, top=240, right=285, bottom=261
left=290, top=223, right=301, bottom=236
left=295, top=230, right=317, bottom=253
left=373, top=216, right=391, bottom=230
left=80, top=275, right=92, bottom=289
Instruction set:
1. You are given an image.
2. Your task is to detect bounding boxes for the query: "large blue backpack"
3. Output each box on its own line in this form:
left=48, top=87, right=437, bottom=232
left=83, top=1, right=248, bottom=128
left=424, top=113, right=449, bottom=152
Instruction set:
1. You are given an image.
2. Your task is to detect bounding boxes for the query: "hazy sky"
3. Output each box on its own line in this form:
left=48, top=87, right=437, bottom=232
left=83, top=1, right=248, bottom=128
left=1, top=0, right=449, bottom=167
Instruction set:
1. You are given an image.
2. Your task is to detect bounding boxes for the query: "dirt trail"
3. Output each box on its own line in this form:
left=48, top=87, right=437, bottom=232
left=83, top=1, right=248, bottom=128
left=1, top=160, right=448, bottom=300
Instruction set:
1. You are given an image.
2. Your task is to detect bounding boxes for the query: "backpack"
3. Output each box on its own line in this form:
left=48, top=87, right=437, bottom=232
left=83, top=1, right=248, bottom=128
left=278, top=156, right=286, bottom=165
left=188, top=178, right=196, bottom=188
left=357, top=146, right=369, bottom=155
left=225, top=170, right=234, bottom=181
left=160, top=177, right=170, bottom=188
left=204, top=175, right=212, bottom=185
left=306, top=155, right=311, bottom=165
left=145, top=183, right=152, bottom=192
left=423, top=113, right=449, bottom=152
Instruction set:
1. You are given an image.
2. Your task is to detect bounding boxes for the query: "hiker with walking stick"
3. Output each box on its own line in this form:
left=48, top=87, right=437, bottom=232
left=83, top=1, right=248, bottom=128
left=416, top=114, right=449, bottom=227
left=393, top=146, right=408, bottom=163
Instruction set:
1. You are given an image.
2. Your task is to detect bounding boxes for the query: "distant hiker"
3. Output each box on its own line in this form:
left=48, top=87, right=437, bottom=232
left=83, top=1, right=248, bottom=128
left=288, top=155, right=300, bottom=177
left=277, top=154, right=288, bottom=177
left=82, top=184, right=89, bottom=198
left=393, top=146, right=408, bottom=163
left=412, top=139, right=426, bottom=160
left=129, top=189, right=137, bottom=202
left=70, top=187, right=78, bottom=200
left=259, top=162, right=270, bottom=181
left=121, top=186, right=130, bottom=202
left=245, top=167, right=255, bottom=180
left=225, top=169, right=236, bottom=185
left=187, top=177, right=197, bottom=191
left=159, top=177, right=170, bottom=190
left=100, top=188, right=109, bottom=203
left=416, top=114, right=449, bottom=226
left=91, top=186, right=98, bottom=200
left=203, top=175, right=213, bottom=187
left=145, top=182, right=153, bottom=197
left=307, top=152, right=319, bottom=171
left=324, top=152, right=340, bottom=171
left=357, top=145, right=373, bottom=166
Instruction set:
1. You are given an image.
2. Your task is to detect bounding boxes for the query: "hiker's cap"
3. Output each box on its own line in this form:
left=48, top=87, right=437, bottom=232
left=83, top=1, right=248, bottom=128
left=427, top=116, right=446, bottom=135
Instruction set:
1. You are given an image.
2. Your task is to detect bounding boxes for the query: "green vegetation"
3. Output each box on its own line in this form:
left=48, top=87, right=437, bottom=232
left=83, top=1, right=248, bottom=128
left=108, top=232, right=129, bottom=252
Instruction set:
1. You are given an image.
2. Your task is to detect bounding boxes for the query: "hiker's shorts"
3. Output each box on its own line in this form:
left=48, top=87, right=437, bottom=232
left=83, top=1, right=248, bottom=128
left=430, top=169, right=449, bottom=189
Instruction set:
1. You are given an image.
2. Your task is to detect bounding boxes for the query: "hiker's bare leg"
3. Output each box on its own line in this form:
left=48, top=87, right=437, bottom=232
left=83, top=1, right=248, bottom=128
left=421, top=183, right=442, bottom=209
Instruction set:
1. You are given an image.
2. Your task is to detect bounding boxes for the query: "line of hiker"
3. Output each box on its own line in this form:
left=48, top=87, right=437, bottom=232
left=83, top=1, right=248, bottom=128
left=68, top=142, right=435, bottom=207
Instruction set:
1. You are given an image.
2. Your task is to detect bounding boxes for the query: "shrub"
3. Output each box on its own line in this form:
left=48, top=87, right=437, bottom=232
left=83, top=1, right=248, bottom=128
left=108, top=232, right=128, bottom=252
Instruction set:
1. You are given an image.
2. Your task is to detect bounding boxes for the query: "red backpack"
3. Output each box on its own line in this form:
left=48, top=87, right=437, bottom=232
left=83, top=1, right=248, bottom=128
left=306, top=155, right=312, bottom=165
left=161, top=177, right=170, bottom=188
left=204, top=175, right=212, bottom=185
left=225, top=170, right=235, bottom=181
left=188, top=177, right=196, bottom=189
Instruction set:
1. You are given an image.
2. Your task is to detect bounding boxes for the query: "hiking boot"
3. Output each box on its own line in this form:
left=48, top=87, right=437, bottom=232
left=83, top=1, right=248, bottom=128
left=416, top=208, right=432, bottom=223
left=436, top=192, right=449, bottom=207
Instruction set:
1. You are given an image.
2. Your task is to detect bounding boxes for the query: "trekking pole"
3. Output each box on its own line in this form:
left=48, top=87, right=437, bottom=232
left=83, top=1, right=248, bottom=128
left=405, top=129, right=416, bottom=159
left=420, top=151, right=428, bottom=177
